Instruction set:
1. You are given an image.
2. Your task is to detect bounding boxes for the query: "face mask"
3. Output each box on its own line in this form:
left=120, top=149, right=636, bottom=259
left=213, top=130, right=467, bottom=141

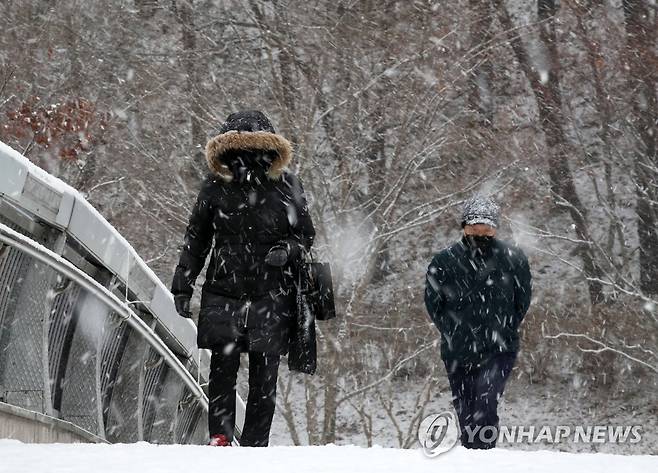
left=466, top=234, right=495, bottom=248
left=227, top=153, right=272, bottom=183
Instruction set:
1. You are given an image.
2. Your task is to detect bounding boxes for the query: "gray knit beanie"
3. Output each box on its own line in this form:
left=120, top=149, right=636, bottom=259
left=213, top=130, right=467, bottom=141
left=461, top=195, right=500, bottom=228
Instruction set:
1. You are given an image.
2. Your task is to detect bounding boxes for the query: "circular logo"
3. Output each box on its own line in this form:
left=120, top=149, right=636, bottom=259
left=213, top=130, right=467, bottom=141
left=418, top=411, right=459, bottom=457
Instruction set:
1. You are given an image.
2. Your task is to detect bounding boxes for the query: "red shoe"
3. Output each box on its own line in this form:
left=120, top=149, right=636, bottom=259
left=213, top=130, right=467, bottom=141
left=209, top=434, right=231, bottom=446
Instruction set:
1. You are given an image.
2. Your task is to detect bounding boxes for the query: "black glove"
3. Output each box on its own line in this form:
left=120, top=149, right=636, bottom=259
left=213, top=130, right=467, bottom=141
left=265, top=240, right=305, bottom=267
left=265, top=244, right=290, bottom=267
left=174, top=295, right=192, bottom=319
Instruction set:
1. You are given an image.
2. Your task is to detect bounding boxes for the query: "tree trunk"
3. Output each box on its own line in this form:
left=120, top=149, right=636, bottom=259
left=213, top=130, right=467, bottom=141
left=622, top=0, right=658, bottom=296
left=467, top=0, right=495, bottom=126
left=176, top=0, right=207, bottom=185
left=570, top=2, right=627, bottom=266
left=321, top=340, right=339, bottom=444
left=494, top=0, right=604, bottom=304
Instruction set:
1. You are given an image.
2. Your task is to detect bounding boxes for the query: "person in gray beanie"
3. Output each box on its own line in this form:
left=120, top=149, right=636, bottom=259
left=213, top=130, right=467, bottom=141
left=424, top=195, right=532, bottom=449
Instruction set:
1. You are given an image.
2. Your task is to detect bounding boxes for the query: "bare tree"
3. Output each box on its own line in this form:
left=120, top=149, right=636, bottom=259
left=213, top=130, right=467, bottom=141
left=622, top=0, right=658, bottom=297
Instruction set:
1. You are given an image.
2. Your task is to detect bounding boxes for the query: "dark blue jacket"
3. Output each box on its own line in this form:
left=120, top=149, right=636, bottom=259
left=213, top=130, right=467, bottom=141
left=425, top=236, right=532, bottom=365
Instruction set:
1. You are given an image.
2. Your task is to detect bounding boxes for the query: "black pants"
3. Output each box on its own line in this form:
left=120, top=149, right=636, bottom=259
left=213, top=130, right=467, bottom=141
left=444, top=352, right=516, bottom=449
left=208, top=349, right=280, bottom=447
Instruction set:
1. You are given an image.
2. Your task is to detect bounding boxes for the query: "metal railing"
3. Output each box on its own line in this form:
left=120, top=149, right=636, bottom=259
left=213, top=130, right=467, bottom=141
left=0, top=222, right=208, bottom=443
left=0, top=141, right=245, bottom=444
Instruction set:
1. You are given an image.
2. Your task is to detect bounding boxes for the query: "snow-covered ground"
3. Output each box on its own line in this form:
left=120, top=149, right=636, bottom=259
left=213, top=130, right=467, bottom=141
left=264, top=375, right=658, bottom=455
left=0, top=441, right=655, bottom=473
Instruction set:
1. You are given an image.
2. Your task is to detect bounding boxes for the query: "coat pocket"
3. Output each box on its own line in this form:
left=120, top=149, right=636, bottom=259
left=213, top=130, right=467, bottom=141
left=196, top=296, right=247, bottom=349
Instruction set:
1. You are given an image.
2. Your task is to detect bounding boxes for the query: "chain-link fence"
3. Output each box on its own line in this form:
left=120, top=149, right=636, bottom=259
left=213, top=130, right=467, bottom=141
left=0, top=228, right=209, bottom=444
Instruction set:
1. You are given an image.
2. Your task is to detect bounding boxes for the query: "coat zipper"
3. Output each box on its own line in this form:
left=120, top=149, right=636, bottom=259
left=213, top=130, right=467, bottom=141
left=244, top=300, right=252, bottom=328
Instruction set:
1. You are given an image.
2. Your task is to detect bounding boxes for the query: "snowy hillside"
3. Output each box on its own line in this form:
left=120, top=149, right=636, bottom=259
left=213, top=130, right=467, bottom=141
left=0, top=441, right=656, bottom=473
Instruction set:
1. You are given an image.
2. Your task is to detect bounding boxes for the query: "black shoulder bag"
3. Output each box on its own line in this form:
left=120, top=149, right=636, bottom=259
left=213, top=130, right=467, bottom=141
left=288, top=251, right=336, bottom=374
left=305, top=250, right=336, bottom=321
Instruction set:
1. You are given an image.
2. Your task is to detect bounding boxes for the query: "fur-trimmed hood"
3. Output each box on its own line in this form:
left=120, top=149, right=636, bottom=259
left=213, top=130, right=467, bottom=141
left=205, top=130, right=293, bottom=182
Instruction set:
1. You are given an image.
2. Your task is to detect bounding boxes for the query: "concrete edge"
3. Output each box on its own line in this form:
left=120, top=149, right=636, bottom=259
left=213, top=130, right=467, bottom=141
left=0, top=402, right=108, bottom=444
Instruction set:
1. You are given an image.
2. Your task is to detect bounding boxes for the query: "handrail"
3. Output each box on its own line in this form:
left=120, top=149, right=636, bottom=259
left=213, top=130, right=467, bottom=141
left=0, top=140, right=198, bottom=358
left=0, top=221, right=209, bottom=412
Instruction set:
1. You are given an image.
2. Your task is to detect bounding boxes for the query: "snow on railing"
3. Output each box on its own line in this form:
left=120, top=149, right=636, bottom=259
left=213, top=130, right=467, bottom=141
left=0, top=141, right=245, bottom=444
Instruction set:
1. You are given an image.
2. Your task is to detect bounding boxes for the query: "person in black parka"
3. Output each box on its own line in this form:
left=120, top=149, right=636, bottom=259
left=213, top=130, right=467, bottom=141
left=425, top=196, right=531, bottom=449
left=171, top=111, right=315, bottom=447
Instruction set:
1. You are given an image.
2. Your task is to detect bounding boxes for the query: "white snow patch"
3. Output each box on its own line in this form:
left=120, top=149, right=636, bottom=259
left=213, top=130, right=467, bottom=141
left=0, top=441, right=655, bottom=473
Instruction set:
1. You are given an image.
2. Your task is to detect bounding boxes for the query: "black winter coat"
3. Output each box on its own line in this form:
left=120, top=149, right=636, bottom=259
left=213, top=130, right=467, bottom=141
left=425, top=236, right=532, bottom=366
left=172, top=130, right=315, bottom=355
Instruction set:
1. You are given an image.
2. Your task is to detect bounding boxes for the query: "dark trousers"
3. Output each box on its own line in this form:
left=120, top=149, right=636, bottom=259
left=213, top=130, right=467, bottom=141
left=444, top=352, right=516, bottom=449
left=208, top=349, right=280, bottom=447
